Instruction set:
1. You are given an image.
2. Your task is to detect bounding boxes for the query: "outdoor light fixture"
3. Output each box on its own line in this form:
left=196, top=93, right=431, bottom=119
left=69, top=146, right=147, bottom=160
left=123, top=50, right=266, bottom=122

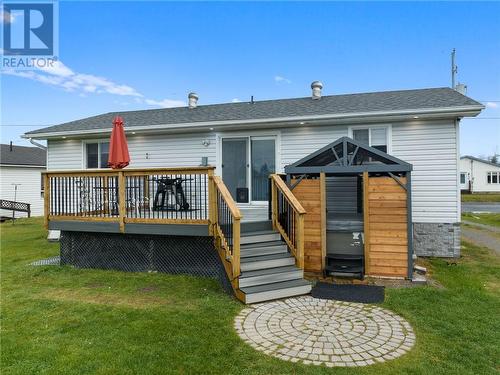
left=132, top=131, right=136, bottom=134
left=202, top=139, right=210, bottom=147
left=62, top=136, right=67, bottom=139
left=300, top=122, right=305, bottom=125
left=209, top=127, right=214, bottom=131
left=413, top=116, right=419, bottom=119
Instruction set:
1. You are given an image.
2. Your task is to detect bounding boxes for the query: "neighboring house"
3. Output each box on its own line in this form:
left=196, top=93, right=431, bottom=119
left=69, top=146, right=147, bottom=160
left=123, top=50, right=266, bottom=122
left=460, top=155, right=500, bottom=193
left=0, top=143, right=47, bottom=217
left=22, top=85, right=484, bottom=302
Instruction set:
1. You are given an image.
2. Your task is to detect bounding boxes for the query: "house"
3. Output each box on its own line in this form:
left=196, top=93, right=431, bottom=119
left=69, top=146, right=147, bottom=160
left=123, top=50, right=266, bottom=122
left=460, top=155, right=500, bottom=193
left=0, top=143, right=46, bottom=219
left=23, top=84, right=484, bottom=303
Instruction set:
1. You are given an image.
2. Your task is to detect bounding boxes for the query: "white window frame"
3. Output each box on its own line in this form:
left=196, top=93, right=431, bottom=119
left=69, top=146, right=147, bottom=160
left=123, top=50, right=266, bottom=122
left=82, top=140, right=110, bottom=169
left=215, top=130, right=281, bottom=206
left=487, top=171, right=500, bottom=184
left=348, top=124, right=392, bottom=154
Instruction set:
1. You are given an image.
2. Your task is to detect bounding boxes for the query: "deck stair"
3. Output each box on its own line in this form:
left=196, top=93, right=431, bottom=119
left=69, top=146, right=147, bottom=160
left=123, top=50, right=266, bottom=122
left=238, top=220, right=311, bottom=304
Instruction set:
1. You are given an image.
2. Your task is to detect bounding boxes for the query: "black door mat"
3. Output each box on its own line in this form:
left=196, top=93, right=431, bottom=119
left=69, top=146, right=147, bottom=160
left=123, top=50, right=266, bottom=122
left=311, top=282, right=385, bottom=303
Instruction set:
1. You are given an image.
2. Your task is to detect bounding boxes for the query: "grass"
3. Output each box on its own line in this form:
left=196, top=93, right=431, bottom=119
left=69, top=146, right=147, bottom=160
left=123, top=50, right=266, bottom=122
left=1, top=218, right=499, bottom=374
left=461, top=193, right=500, bottom=202
left=462, top=212, right=500, bottom=227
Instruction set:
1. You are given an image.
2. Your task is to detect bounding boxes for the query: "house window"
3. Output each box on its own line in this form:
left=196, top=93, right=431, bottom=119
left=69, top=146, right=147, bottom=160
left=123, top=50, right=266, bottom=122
left=460, top=173, right=466, bottom=184
left=86, top=142, right=110, bottom=168
left=488, top=171, right=499, bottom=184
left=352, top=127, right=388, bottom=152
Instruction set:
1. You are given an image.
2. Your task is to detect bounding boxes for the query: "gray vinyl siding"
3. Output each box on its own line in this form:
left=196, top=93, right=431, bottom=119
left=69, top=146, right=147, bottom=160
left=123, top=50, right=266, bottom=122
left=391, top=120, right=458, bottom=223
left=47, top=139, right=82, bottom=170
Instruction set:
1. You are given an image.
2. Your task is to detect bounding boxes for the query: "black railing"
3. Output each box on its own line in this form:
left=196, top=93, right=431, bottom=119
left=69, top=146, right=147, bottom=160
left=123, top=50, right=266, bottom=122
left=216, top=188, right=233, bottom=252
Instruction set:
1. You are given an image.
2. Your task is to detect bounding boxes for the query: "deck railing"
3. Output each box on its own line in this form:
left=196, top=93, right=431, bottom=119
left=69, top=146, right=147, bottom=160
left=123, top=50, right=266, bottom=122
left=270, top=174, right=306, bottom=269
left=43, top=167, right=214, bottom=231
left=210, top=175, right=241, bottom=280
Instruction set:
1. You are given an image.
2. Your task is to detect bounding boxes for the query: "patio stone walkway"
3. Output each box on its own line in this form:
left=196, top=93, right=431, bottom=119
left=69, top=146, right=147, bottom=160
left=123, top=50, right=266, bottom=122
left=234, top=296, right=415, bottom=367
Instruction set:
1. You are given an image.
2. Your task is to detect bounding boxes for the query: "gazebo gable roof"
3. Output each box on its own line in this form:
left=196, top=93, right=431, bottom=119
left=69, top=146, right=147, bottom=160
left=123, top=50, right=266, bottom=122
left=285, top=137, right=412, bottom=173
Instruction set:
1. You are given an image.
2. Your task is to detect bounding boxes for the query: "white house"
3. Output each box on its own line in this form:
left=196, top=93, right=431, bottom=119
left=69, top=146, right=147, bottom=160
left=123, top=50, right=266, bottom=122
left=24, top=85, right=484, bottom=258
left=0, top=143, right=46, bottom=218
left=460, top=155, right=500, bottom=193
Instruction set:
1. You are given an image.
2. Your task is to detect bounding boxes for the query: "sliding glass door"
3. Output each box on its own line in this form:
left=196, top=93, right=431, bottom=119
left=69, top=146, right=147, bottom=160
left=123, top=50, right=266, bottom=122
left=221, top=136, right=276, bottom=203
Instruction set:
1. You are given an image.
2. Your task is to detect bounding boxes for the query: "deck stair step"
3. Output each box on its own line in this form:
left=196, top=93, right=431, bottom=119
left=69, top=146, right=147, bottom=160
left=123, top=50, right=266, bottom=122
left=325, top=253, right=364, bottom=279
left=241, top=220, right=273, bottom=233
left=239, top=265, right=303, bottom=288
left=240, top=230, right=281, bottom=245
left=236, top=221, right=311, bottom=304
left=240, top=253, right=295, bottom=272
left=240, top=279, right=312, bottom=304
left=240, top=243, right=288, bottom=258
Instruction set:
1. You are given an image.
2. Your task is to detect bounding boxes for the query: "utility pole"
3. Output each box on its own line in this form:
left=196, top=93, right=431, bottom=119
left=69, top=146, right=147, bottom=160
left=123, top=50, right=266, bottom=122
left=451, top=48, right=457, bottom=88
left=11, top=183, right=21, bottom=223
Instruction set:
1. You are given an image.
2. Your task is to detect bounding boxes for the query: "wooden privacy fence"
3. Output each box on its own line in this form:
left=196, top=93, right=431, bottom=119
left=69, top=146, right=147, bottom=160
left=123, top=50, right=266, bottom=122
left=270, top=174, right=306, bottom=269
left=363, top=172, right=409, bottom=278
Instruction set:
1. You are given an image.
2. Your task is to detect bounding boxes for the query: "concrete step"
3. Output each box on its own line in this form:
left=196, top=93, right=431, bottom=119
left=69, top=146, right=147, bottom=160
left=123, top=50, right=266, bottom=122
left=241, top=220, right=273, bottom=233
left=240, top=243, right=288, bottom=258
left=241, top=279, right=312, bottom=304
left=240, top=230, right=281, bottom=245
left=240, top=253, right=295, bottom=272
left=238, top=265, right=303, bottom=288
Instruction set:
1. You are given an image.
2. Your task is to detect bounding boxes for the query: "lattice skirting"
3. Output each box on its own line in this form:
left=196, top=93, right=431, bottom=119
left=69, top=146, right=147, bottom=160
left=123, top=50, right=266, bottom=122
left=60, top=231, right=233, bottom=295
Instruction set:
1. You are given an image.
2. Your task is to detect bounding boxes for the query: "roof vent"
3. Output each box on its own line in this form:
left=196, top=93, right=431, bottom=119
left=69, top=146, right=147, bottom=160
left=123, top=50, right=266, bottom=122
left=454, top=83, right=467, bottom=95
left=311, top=81, right=323, bottom=100
left=188, top=92, right=199, bottom=109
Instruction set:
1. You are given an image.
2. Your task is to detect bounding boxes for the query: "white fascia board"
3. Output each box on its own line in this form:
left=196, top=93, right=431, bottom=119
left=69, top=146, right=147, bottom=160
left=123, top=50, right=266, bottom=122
left=23, top=105, right=484, bottom=140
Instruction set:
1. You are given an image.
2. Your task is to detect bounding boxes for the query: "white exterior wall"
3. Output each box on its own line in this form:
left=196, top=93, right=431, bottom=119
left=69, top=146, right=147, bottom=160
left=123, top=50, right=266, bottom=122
left=391, top=120, right=459, bottom=223
left=46, top=119, right=460, bottom=224
left=0, top=166, right=45, bottom=217
left=460, top=157, right=500, bottom=193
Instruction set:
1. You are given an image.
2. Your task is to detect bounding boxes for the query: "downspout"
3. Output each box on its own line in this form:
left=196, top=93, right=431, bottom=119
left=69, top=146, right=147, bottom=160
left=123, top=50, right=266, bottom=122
left=28, top=138, right=47, bottom=150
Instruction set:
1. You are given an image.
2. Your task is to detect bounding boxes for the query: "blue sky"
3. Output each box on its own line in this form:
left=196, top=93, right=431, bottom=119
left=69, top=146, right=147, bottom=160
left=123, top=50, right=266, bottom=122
left=1, top=1, right=499, bottom=157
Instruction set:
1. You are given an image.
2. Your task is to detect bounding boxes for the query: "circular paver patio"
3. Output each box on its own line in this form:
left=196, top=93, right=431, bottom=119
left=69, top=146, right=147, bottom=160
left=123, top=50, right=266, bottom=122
left=234, top=296, right=415, bottom=367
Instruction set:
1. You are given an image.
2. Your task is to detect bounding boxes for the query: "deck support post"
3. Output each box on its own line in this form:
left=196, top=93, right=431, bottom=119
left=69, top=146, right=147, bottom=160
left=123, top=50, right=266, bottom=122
left=363, top=171, right=370, bottom=275
left=43, top=174, right=50, bottom=229
left=232, top=217, right=241, bottom=278
left=118, top=171, right=126, bottom=233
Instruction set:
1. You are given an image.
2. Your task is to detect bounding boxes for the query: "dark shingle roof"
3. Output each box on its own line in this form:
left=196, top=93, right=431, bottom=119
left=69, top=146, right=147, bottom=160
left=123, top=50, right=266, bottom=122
left=26, top=87, right=483, bottom=136
left=1, top=144, right=46, bottom=166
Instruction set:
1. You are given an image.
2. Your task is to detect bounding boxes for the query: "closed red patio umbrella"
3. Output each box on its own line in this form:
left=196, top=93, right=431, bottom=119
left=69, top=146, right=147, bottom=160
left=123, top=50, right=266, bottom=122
left=108, top=116, right=130, bottom=169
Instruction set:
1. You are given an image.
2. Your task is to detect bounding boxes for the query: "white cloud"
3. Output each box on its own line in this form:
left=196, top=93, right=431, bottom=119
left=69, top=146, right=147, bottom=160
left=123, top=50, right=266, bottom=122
left=274, top=75, right=291, bottom=84
left=144, top=98, right=185, bottom=108
left=486, top=102, right=498, bottom=109
left=3, top=60, right=187, bottom=107
left=232, top=98, right=241, bottom=103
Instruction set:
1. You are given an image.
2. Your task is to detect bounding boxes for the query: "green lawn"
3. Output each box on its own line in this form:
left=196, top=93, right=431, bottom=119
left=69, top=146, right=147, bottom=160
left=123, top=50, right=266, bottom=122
left=1, top=218, right=499, bottom=374
left=462, top=213, right=500, bottom=227
left=461, top=193, right=500, bottom=202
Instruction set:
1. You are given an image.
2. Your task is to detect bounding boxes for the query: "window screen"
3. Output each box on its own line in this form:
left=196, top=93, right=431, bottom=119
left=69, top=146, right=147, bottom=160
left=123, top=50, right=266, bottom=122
left=86, top=143, right=98, bottom=168
left=353, top=129, right=369, bottom=145
left=371, top=128, right=387, bottom=152
left=100, top=142, right=110, bottom=168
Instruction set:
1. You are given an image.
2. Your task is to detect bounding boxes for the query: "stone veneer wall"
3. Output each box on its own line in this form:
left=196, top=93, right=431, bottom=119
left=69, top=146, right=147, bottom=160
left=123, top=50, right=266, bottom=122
left=413, top=223, right=461, bottom=258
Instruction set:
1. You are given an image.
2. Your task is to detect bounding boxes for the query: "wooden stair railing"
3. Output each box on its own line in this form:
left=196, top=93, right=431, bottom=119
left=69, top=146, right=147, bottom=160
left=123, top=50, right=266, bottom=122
left=209, top=175, right=243, bottom=299
left=270, top=174, right=306, bottom=269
